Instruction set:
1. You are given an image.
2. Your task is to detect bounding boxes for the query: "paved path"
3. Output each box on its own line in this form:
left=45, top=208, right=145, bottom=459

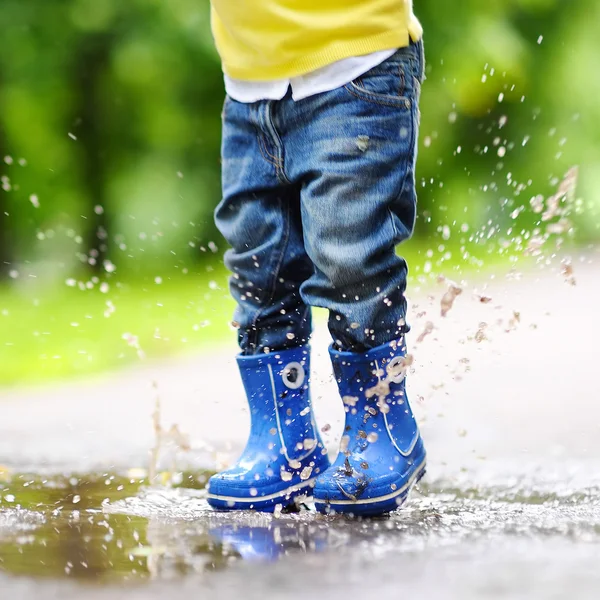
left=1, top=254, right=599, bottom=599
left=1, top=255, right=598, bottom=483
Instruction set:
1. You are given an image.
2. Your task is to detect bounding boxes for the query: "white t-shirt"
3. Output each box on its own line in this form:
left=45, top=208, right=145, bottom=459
left=224, top=49, right=397, bottom=103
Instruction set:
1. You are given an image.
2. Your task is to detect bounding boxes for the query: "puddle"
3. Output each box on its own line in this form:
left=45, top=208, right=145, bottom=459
left=0, top=471, right=212, bottom=582
left=2, top=471, right=600, bottom=586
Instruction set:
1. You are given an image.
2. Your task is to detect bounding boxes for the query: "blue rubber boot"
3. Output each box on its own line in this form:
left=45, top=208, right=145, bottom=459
left=207, top=346, right=330, bottom=512
left=313, top=339, right=426, bottom=516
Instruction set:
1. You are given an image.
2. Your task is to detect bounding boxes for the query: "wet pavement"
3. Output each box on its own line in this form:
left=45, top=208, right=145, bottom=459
left=2, top=470, right=600, bottom=599
left=1, top=255, right=599, bottom=598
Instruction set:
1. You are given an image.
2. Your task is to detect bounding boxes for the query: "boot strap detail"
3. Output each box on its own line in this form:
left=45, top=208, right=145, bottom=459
left=281, top=361, right=305, bottom=390
left=383, top=411, right=421, bottom=456
left=373, top=358, right=420, bottom=456
left=267, top=363, right=318, bottom=463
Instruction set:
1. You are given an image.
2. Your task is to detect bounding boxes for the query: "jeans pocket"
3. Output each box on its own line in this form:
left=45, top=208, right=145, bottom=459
left=344, top=45, right=420, bottom=109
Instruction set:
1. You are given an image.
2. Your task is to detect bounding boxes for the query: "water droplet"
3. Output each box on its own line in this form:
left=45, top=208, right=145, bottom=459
left=300, top=466, right=313, bottom=480
left=104, top=260, right=116, bottom=273
left=356, top=135, right=370, bottom=152
left=303, top=438, right=316, bottom=450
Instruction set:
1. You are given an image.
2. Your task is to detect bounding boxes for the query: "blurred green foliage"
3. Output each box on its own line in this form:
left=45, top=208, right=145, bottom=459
left=0, top=0, right=597, bottom=383
left=0, top=0, right=223, bottom=283
left=1, top=0, right=597, bottom=280
left=417, top=0, right=598, bottom=245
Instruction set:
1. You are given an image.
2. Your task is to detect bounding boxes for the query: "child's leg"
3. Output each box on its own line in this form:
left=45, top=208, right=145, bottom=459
left=207, top=97, right=330, bottom=512
left=285, top=43, right=424, bottom=352
left=283, top=41, right=426, bottom=514
left=215, top=97, right=313, bottom=354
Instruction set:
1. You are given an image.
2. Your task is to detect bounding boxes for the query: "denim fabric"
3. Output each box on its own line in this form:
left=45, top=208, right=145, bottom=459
left=215, top=41, right=424, bottom=354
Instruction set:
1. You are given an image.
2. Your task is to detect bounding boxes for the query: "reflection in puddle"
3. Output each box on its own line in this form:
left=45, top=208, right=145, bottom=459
left=0, top=473, right=152, bottom=582
left=0, top=472, right=329, bottom=582
left=2, top=471, right=600, bottom=584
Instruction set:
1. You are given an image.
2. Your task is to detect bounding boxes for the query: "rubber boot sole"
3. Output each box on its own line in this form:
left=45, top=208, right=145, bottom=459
left=313, top=460, right=427, bottom=517
left=207, top=477, right=317, bottom=512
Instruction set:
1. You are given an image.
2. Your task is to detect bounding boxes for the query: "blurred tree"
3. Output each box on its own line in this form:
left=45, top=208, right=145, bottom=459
left=0, top=0, right=596, bottom=285
left=0, top=86, right=13, bottom=278
left=72, top=31, right=114, bottom=272
left=0, top=0, right=598, bottom=385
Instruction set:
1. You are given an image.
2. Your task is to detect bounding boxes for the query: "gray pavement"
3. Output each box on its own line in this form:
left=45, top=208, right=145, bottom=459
left=1, top=253, right=599, bottom=598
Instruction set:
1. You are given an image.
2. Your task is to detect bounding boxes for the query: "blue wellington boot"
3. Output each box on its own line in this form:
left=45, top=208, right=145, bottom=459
left=313, top=339, right=426, bottom=516
left=207, top=346, right=330, bottom=512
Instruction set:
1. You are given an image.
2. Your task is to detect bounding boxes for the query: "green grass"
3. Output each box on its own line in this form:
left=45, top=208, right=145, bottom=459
left=0, top=242, right=525, bottom=387
left=0, top=268, right=235, bottom=387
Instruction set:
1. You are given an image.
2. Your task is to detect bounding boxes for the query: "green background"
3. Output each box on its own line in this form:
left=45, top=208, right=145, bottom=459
left=0, top=0, right=597, bottom=385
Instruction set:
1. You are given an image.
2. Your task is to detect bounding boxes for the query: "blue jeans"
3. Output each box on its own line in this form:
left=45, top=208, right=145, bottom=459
left=215, top=41, right=424, bottom=354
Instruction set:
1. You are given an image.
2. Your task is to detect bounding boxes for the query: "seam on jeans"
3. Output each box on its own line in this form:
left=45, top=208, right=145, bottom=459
left=248, top=195, right=292, bottom=349
left=388, top=96, right=418, bottom=242
left=397, top=63, right=406, bottom=98
left=417, top=39, right=426, bottom=82
left=345, top=52, right=416, bottom=109
left=264, top=103, right=291, bottom=185
left=352, top=63, right=407, bottom=100
left=261, top=134, right=282, bottom=164
left=413, top=75, right=422, bottom=126
left=257, top=134, right=279, bottom=168
left=344, top=83, right=411, bottom=109
left=255, top=102, right=288, bottom=177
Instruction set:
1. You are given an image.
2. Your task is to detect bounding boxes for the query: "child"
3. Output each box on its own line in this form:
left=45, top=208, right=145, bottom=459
left=206, top=0, right=426, bottom=516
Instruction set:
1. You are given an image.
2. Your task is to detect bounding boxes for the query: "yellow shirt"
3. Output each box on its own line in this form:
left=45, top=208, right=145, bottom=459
left=210, top=0, right=423, bottom=81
